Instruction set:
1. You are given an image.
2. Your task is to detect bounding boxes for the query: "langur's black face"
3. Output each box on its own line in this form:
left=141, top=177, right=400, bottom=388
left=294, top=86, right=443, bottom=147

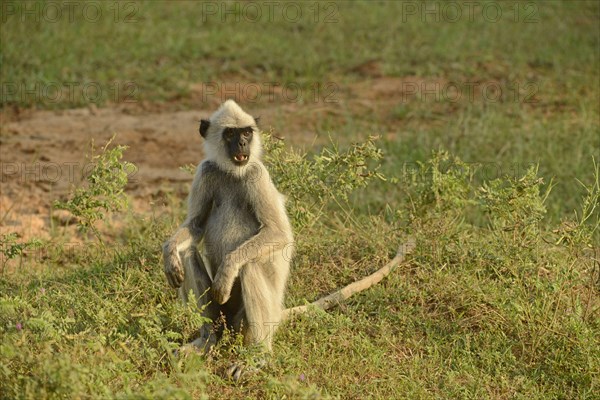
left=222, top=127, right=253, bottom=166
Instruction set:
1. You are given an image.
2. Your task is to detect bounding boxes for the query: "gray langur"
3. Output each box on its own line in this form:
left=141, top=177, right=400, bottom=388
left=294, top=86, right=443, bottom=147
left=162, top=100, right=294, bottom=354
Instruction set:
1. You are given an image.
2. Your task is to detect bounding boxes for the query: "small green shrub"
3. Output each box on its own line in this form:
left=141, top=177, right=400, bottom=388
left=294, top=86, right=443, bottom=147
left=54, top=135, right=135, bottom=239
left=0, top=233, right=43, bottom=273
left=404, top=150, right=477, bottom=216
left=479, top=166, right=549, bottom=242
left=264, top=133, right=385, bottom=230
left=555, top=158, right=600, bottom=251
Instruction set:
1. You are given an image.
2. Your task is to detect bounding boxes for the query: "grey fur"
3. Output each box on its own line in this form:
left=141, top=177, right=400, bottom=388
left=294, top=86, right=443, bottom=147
left=163, top=100, right=294, bottom=352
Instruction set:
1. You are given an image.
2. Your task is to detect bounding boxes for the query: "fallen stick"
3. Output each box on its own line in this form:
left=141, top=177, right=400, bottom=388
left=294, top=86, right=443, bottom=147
left=282, top=238, right=416, bottom=320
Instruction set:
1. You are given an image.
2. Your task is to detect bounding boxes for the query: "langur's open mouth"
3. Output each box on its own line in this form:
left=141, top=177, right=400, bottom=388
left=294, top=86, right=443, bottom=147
left=233, top=154, right=249, bottom=164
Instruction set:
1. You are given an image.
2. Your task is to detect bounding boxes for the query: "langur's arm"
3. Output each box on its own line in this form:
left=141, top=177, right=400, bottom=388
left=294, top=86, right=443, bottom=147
left=227, top=191, right=293, bottom=268
left=230, top=171, right=293, bottom=268
left=212, top=172, right=293, bottom=303
left=163, top=163, right=214, bottom=288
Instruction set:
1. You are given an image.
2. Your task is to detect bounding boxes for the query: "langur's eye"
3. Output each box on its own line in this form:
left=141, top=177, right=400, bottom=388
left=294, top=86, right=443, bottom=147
left=242, top=131, right=251, bottom=139
left=224, top=129, right=234, bottom=140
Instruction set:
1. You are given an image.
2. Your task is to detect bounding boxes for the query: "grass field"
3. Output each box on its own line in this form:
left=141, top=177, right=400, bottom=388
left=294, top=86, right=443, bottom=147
left=1, top=1, right=599, bottom=399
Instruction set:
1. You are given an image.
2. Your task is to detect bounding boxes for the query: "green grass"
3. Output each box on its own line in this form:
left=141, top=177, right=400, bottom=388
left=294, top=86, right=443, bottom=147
left=1, top=1, right=598, bottom=217
left=1, top=144, right=598, bottom=399
left=0, top=1, right=600, bottom=219
left=1, top=1, right=599, bottom=398
left=2, top=1, right=597, bottom=107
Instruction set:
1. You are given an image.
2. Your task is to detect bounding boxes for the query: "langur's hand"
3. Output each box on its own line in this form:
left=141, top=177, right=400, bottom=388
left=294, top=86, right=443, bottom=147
left=163, top=243, right=184, bottom=289
left=212, top=266, right=234, bottom=305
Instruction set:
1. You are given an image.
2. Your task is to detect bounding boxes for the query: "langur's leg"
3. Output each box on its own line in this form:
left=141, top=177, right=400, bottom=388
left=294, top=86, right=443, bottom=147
left=178, top=245, right=219, bottom=352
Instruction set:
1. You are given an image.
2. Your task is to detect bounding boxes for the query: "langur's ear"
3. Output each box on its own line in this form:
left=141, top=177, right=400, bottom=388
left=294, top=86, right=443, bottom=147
left=254, top=116, right=260, bottom=126
left=199, top=119, right=210, bottom=138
